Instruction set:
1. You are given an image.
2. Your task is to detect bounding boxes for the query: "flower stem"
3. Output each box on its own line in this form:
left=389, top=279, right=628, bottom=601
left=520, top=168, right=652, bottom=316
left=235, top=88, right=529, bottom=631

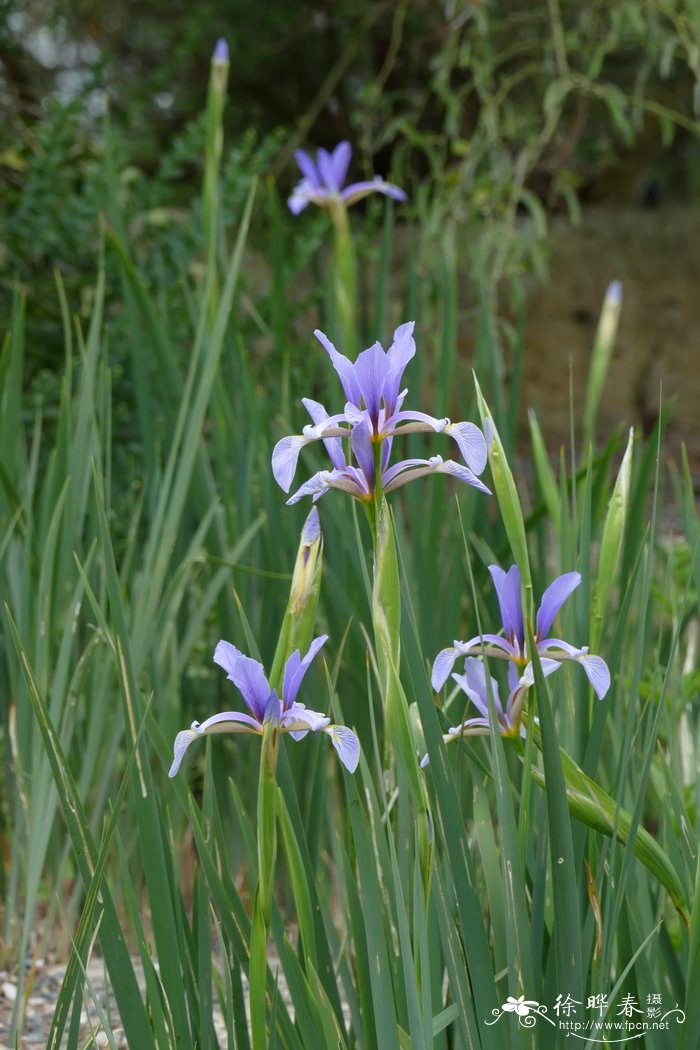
left=250, top=721, right=279, bottom=1050
left=329, top=200, right=358, bottom=355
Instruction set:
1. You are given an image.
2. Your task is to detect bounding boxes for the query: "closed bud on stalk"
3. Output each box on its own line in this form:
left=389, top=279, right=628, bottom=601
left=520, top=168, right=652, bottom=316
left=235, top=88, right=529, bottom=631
left=290, top=507, right=323, bottom=616
left=268, top=507, right=324, bottom=689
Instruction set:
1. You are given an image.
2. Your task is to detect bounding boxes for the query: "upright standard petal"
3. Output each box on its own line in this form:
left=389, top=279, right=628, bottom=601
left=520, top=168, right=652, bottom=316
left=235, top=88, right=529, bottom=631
left=314, top=329, right=361, bottom=404
left=294, top=149, right=321, bottom=189
left=384, top=321, right=416, bottom=413
left=352, top=341, right=388, bottom=427
left=213, top=641, right=271, bottom=722
left=282, top=634, right=328, bottom=707
left=489, top=565, right=524, bottom=647
left=326, top=141, right=352, bottom=189
left=350, top=422, right=375, bottom=487
left=536, top=571, right=581, bottom=640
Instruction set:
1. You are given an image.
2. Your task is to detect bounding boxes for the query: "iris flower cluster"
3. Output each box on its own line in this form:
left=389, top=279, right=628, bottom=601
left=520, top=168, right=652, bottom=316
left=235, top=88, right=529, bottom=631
left=272, top=321, right=491, bottom=505
left=169, top=636, right=359, bottom=776
left=288, top=141, right=406, bottom=215
left=427, top=564, right=611, bottom=760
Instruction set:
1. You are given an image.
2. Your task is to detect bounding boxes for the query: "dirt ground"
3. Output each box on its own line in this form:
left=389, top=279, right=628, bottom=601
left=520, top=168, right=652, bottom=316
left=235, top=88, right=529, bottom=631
left=519, top=205, right=700, bottom=476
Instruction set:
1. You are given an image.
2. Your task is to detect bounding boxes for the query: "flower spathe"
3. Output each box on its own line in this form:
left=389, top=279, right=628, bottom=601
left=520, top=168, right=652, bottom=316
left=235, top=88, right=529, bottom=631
left=272, top=322, right=490, bottom=503
left=420, top=658, right=528, bottom=767
left=432, top=564, right=611, bottom=699
left=288, top=141, right=407, bottom=215
left=169, top=636, right=360, bottom=776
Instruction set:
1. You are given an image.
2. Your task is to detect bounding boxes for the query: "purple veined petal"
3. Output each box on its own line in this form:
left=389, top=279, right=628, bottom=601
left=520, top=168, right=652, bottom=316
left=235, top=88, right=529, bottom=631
left=213, top=641, right=271, bottom=722
left=505, top=680, right=530, bottom=730
left=448, top=717, right=492, bottom=737
left=352, top=341, right=388, bottom=428
left=286, top=471, right=334, bottom=505
left=385, top=408, right=450, bottom=434
left=578, top=655, right=611, bottom=699
left=197, top=710, right=264, bottom=734
left=456, top=632, right=519, bottom=659
left=294, top=149, right=321, bottom=189
left=384, top=321, right=416, bottom=412
left=210, top=638, right=244, bottom=677
left=536, top=637, right=585, bottom=655
left=489, top=565, right=524, bottom=648
left=536, top=571, right=581, bottom=640
left=316, top=147, right=342, bottom=191
left=343, top=402, right=366, bottom=427
left=431, top=635, right=516, bottom=691
left=341, top=178, right=407, bottom=207
left=314, top=329, right=361, bottom=404
left=381, top=436, right=392, bottom=471
left=463, top=657, right=504, bottom=717
left=302, top=398, right=347, bottom=471
left=382, top=455, right=439, bottom=488
left=451, top=672, right=492, bottom=720
left=328, top=141, right=352, bottom=189
left=282, top=635, right=328, bottom=707
left=287, top=469, right=366, bottom=505
left=288, top=182, right=320, bottom=215
left=380, top=456, right=438, bottom=491
left=168, top=706, right=266, bottom=777
left=538, top=641, right=611, bottom=699
left=263, top=694, right=282, bottom=725
left=429, top=459, right=491, bottom=495
left=431, top=646, right=463, bottom=691
left=444, top=421, right=488, bottom=475
left=169, top=728, right=199, bottom=777
left=350, top=421, right=375, bottom=486
left=520, top=658, right=563, bottom=687
left=281, top=701, right=331, bottom=735
left=272, top=435, right=309, bottom=492
left=324, top=724, right=360, bottom=772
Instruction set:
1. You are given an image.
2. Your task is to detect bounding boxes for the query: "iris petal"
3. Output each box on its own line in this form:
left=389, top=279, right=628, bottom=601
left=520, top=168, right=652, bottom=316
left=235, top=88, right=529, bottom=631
left=324, top=725, right=360, bottom=772
left=213, top=642, right=271, bottom=722
left=489, top=565, right=524, bottom=648
left=536, top=572, right=581, bottom=639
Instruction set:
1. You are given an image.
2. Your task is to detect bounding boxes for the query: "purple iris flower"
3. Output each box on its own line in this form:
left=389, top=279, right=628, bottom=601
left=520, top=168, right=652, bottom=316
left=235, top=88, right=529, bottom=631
left=432, top=564, right=611, bottom=700
left=421, top=657, right=528, bottom=766
left=272, top=322, right=490, bottom=501
left=169, top=636, right=359, bottom=776
left=284, top=417, right=484, bottom=505
left=288, top=141, right=407, bottom=215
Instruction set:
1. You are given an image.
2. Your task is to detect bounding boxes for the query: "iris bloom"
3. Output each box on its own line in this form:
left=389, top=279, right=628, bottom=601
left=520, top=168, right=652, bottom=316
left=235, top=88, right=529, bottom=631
left=169, top=636, right=359, bottom=776
left=432, top=564, right=611, bottom=699
left=288, top=141, right=406, bottom=215
left=420, top=658, right=528, bottom=767
left=272, top=322, right=490, bottom=501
